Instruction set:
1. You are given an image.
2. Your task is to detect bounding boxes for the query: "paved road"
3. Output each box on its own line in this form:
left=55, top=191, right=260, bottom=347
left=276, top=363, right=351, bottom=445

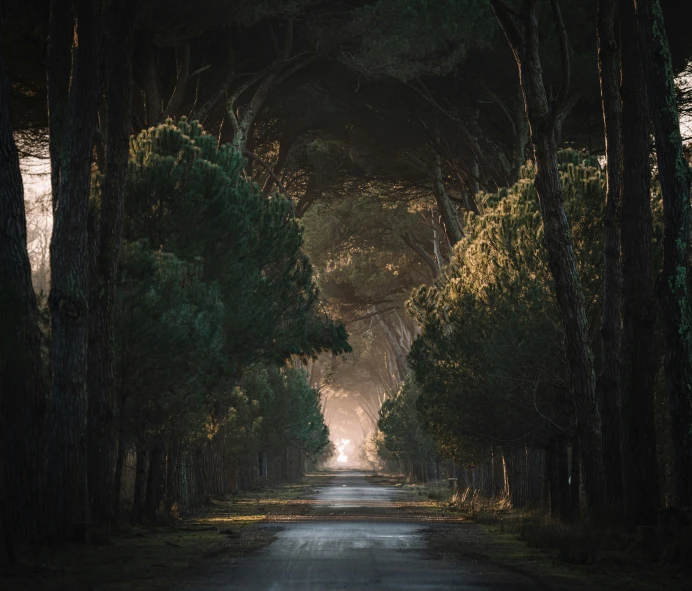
left=180, top=470, right=543, bottom=590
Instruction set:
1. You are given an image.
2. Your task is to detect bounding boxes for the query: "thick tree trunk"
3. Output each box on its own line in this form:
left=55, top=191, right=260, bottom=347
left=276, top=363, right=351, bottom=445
left=619, top=0, right=661, bottom=526
left=0, top=32, right=46, bottom=562
left=491, top=0, right=606, bottom=519
left=87, top=0, right=137, bottom=527
left=637, top=0, right=692, bottom=507
left=597, top=0, right=625, bottom=516
left=46, top=0, right=103, bottom=538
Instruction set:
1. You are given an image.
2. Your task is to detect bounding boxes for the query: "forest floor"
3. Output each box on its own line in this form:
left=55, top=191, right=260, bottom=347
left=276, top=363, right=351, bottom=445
left=0, top=474, right=332, bottom=591
left=401, top=477, right=692, bottom=591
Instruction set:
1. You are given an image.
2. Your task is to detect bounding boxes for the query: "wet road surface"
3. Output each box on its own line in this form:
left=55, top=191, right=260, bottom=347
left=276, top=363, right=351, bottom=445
left=179, top=470, right=543, bottom=590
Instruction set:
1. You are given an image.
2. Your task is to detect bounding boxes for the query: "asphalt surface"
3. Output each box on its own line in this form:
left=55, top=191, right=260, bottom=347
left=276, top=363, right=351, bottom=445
left=179, top=470, right=544, bottom=590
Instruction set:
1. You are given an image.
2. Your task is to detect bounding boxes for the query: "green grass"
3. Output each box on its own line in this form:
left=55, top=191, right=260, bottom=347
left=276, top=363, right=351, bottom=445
left=405, top=479, right=692, bottom=591
left=1, top=476, right=325, bottom=590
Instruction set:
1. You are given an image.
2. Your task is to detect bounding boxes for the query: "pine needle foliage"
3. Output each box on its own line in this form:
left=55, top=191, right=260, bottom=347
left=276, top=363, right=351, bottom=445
left=405, top=151, right=606, bottom=462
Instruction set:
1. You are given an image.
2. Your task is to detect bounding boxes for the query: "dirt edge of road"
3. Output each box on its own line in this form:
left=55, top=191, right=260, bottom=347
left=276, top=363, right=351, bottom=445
left=0, top=473, right=333, bottom=591
left=387, top=474, right=690, bottom=591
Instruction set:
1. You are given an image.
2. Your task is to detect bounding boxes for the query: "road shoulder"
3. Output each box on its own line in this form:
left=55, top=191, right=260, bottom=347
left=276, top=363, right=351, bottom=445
left=0, top=474, right=332, bottom=591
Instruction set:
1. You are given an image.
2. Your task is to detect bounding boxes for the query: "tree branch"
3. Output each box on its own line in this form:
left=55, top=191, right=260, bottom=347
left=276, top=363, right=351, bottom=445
left=163, top=42, right=190, bottom=120
left=489, top=0, right=525, bottom=53
left=243, top=150, right=289, bottom=197
left=402, top=232, right=439, bottom=278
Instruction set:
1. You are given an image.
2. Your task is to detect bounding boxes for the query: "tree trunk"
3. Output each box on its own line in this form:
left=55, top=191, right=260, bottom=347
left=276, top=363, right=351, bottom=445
left=558, top=438, right=571, bottom=522
left=597, top=0, right=625, bottom=516
left=46, top=0, right=103, bottom=538
left=143, top=41, right=163, bottom=126
left=112, top=434, right=128, bottom=521
left=164, top=440, right=181, bottom=515
left=570, top=439, right=581, bottom=518
left=637, top=0, right=692, bottom=507
left=547, top=440, right=560, bottom=518
left=0, top=27, right=46, bottom=561
left=619, top=0, right=661, bottom=526
left=490, top=0, right=606, bottom=519
left=131, top=446, right=149, bottom=525
left=378, top=314, right=409, bottom=380
left=513, top=90, right=529, bottom=177
left=87, top=0, right=137, bottom=527
left=144, top=438, right=165, bottom=522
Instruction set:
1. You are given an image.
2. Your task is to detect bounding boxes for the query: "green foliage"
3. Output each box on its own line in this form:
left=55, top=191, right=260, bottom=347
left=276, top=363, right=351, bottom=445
left=243, top=365, right=331, bottom=460
left=126, top=118, right=349, bottom=370
left=116, top=118, right=347, bottom=456
left=302, top=190, right=430, bottom=316
left=115, top=242, right=229, bottom=442
left=343, top=0, right=496, bottom=80
left=378, top=379, right=437, bottom=464
left=407, top=151, right=607, bottom=461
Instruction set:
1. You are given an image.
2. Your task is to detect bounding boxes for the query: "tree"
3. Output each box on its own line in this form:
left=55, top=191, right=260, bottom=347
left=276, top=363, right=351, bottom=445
left=619, top=0, right=660, bottom=526
left=87, top=0, right=138, bottom=528
left=0, top=12, right=45, bottom=562
left=596, top=0, right=624, bottom=516
left=46, top=0, right=104, bottom=537
left=378, top=380, right=437, bottom=479
left=409, top=152, right=607, bottom=518
left=637, top=0, right=692, bottom=507
left=489, top=0, right=606, bottom=519
left=125, top=119, right=349, bottom=372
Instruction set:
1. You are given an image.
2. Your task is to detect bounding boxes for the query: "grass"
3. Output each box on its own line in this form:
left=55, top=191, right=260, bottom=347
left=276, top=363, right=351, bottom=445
left=403, top=479, right=692, bottom=591
left=0, top=476, right=326, bottom=591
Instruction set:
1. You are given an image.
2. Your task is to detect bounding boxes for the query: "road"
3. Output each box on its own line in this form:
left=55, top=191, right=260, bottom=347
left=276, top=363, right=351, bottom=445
left=178, top=470, right=544, bottom=590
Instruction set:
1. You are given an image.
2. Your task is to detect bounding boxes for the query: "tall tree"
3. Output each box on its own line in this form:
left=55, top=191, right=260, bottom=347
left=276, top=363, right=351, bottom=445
left=596, top=0, right=624, bottom=516
left=618, top=0, right=660, bottom=525
left=0, top=13, right=45, bottom=562
left=489, top=0, right=606, bottom=518
left=637, top=0, right=692, bottom=507
left=87, top=0, right=138, bottom=527
left=46, top=0, right=103, bottom=535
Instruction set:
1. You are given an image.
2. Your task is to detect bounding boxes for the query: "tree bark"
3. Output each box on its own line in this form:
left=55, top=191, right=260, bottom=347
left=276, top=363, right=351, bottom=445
left=0, top=26, right=46, bottom=561
left=490, top=0, right=606, bottom=519
left=87, top=0, right=137, bottom=527
left=131, top=445, right=149, bottom=524
left=513, top=90, right=529, bottom=176
left=597, top=0, right=625, bottom=516
left=112, top=432, right=128, bottom=520
left=619, top=0, right=661, bottom=526
left=46, top=0, right=103, bottom=538
left=637, top=0, right=692, bottom=507
left=144, top=438, right=165, bottom=522
left=547, top=440, right=560, bottom=518
left=143, top=41, right=163, bottom=126
left=558, top=438, right=571, bottom=521
left=570, top=439, right=581, bottom=518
